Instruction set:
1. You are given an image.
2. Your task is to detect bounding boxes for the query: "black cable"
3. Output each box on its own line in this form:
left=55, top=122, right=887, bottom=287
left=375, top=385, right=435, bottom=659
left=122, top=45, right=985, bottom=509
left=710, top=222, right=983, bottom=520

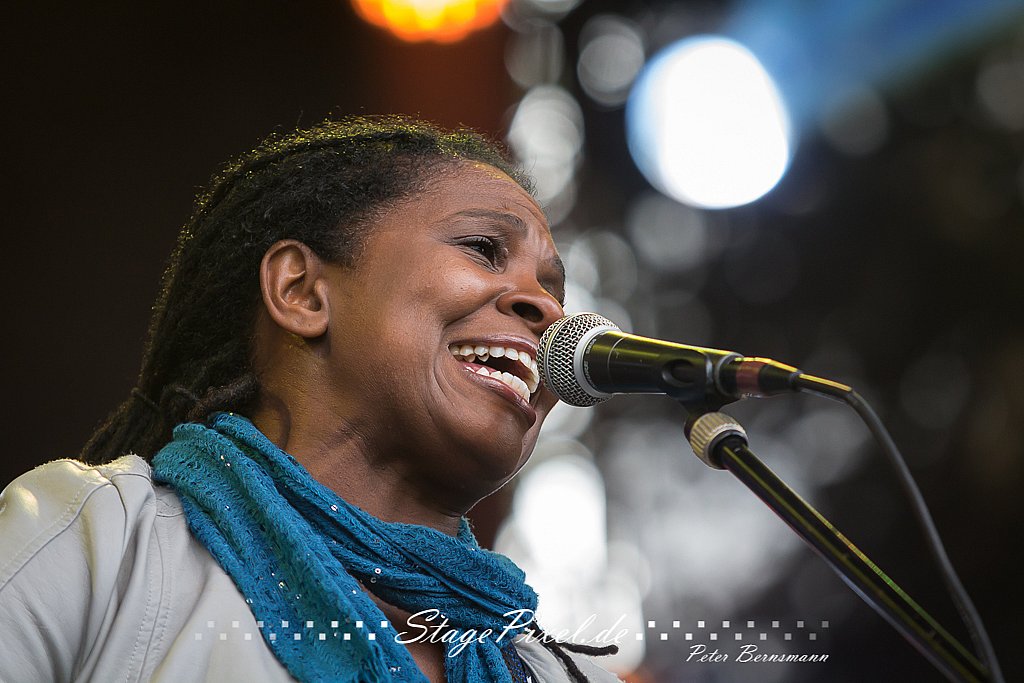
left=795, top=376, right=1004, bottom=683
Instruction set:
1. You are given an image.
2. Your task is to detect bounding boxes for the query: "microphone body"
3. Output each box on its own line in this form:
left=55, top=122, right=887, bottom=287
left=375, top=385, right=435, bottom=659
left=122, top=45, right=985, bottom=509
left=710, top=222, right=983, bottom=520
left=538, top=313, right=806, bottom=408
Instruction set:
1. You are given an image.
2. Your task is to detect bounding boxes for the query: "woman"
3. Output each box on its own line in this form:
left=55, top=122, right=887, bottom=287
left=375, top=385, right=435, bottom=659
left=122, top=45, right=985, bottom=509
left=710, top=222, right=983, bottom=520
left=0, top=117, right=620, bottom=682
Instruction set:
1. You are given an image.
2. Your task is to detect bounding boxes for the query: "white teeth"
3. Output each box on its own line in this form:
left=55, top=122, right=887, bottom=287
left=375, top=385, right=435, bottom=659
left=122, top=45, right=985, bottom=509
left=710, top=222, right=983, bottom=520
left=495, top=371, right=530, bottom=402
left=449, top=343, right=538, bottom=400
left=515, top=376, right=531, bottom=400
left=478, top=368, right=531, bottom=402
left=520, top=355, right=539, bottom=388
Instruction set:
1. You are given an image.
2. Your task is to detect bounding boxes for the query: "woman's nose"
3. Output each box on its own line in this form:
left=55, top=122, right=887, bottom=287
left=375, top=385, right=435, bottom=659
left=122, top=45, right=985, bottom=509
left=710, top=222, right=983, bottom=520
left=496, top=281, right=564, bottom=332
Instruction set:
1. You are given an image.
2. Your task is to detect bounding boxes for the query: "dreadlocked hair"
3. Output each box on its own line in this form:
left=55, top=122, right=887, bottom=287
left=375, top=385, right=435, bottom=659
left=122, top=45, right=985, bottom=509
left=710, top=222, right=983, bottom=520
left=531, top=628, right=620, bottom=683
left=81, top=115, right=530, bottom=465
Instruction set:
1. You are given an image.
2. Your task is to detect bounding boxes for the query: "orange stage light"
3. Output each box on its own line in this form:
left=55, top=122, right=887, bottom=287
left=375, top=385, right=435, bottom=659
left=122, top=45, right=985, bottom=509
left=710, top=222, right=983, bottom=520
left=351, top=0, right=508, bottom=43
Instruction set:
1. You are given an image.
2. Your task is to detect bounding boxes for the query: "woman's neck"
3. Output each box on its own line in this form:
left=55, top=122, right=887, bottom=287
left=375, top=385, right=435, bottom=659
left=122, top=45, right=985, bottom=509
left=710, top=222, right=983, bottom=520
left=249, top=400, right=467, bottom=536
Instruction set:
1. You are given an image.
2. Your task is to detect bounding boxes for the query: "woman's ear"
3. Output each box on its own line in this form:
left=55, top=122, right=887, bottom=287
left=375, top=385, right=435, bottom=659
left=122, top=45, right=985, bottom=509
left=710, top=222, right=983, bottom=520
left=259, top=240, right=330, bottom=339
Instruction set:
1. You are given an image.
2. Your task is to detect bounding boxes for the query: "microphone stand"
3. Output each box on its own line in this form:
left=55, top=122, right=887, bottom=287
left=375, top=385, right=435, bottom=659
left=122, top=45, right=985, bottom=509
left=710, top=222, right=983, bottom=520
left=683, top=410, right=989, bottom=683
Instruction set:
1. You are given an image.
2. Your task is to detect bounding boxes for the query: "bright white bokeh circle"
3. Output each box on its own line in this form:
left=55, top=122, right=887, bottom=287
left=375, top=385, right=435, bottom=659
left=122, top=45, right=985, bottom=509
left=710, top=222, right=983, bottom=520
left=627, top=35, right=792, bottom=209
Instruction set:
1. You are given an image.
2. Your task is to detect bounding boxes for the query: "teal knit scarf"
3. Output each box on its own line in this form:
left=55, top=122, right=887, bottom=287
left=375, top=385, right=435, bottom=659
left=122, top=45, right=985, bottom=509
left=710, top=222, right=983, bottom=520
left=151, top=412, right=539, bottom=683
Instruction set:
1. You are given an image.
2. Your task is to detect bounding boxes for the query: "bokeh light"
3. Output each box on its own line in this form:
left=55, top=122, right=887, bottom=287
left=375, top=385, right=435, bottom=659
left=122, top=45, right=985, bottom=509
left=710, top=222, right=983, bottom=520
left=505, top=20, right=564, bottom=89
left=627, top=35, right=792, bottom=209
left=498, top=440, right=647, bottom=672
left=976, top=52, right=1024, bottom=130
left=516, top=0, right=582, bottom=18
left=566, top=230, right=638, bottom=301
left=507, top=85, right=584, bottom=222
left=819, top=85, right=890, bottom=156
left=626, top=190, right=711, bottom=272
left=351, top=0, right=506, bottom=43
left=577, top=15, right=646, bottom=107
left=601, top=418, right=802, bottom=612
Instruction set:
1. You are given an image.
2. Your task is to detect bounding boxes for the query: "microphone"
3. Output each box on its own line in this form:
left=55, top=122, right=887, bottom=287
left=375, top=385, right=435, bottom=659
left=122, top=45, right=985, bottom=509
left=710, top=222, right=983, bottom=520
left=537, top=313, right=843, bottom=408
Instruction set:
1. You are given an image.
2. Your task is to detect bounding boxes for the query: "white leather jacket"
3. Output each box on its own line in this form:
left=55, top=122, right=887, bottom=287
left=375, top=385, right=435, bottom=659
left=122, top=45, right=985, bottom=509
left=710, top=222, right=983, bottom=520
left=0, top=455, right=620, bottom=683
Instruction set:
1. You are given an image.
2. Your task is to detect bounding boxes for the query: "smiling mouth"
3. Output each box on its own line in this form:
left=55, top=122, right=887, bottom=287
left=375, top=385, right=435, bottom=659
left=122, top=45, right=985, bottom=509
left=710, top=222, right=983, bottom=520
left=448, top=343, right=540, bottom=404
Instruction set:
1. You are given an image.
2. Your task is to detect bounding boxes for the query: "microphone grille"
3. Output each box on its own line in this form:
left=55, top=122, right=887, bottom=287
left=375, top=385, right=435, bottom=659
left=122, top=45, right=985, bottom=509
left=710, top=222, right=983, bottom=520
left=538, top=312, right=620, bottom=407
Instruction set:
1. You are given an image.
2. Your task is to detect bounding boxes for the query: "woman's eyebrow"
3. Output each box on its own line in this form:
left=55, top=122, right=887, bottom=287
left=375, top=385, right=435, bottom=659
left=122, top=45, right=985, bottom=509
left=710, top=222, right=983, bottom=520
left=450, top=208, right=529, bottom=233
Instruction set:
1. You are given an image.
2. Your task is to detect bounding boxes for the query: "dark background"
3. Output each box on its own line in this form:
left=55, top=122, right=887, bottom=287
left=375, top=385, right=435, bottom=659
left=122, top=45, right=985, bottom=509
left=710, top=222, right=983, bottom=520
left=3, top=1, right=1022, bottom=682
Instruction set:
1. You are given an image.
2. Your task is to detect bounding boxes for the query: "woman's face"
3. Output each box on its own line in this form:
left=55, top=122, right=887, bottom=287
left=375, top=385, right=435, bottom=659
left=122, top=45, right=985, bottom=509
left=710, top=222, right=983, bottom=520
left=319, top=161, right=565, bottom=501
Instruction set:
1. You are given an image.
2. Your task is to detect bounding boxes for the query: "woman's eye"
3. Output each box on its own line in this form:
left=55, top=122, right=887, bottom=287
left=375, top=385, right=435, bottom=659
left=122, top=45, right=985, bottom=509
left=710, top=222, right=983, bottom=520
left=462, top=236, right=504, bottom=265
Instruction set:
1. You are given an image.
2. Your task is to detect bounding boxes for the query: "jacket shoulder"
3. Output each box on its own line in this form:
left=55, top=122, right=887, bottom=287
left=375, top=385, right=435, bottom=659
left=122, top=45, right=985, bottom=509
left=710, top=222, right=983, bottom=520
left=0, top=453, right=157, bottom=583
